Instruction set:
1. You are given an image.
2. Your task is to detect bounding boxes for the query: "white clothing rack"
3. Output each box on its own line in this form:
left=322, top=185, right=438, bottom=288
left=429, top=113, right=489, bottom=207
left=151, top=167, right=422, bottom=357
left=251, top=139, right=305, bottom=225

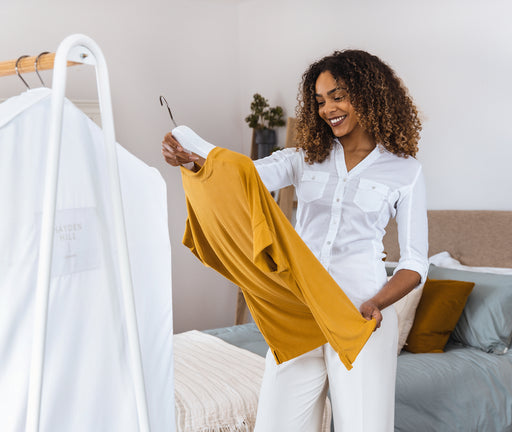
left=25, top=34, right=150, bottom=432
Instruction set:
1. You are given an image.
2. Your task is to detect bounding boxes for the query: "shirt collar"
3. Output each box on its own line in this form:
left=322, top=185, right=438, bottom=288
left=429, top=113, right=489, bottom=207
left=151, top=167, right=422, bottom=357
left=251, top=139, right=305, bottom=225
left=333, top=139, right=382, bottom=177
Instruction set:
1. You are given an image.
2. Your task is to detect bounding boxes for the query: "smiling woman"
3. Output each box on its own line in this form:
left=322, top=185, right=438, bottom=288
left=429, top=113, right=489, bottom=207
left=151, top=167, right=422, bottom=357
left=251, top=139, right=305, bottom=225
left=250, top=50, right=427, bottom=432
left=162, top=48, right=427, bottom=432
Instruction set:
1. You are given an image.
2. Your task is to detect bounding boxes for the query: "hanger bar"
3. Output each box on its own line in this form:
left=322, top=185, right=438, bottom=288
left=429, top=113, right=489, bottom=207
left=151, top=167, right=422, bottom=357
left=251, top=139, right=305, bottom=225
left=0, top=53, right=80, bottom=78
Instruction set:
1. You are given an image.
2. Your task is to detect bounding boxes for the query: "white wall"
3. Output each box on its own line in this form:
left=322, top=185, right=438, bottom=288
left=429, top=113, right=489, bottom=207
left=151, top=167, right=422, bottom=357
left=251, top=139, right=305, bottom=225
left=2, top=0, right=511, bottom=333
left=237, top=0, right=512, bottom=210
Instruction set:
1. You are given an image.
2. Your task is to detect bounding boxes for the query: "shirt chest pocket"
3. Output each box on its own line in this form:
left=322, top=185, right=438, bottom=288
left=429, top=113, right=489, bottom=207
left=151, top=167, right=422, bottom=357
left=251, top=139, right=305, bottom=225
left=296, top=171, right=330, bottom=203
left=353, top=178, right=389, bottom=212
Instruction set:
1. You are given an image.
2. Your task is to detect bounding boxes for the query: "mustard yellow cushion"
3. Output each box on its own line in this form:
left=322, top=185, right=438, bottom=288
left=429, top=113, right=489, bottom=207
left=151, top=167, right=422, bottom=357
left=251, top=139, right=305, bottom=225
left=405, top=279, right=475, bottom=353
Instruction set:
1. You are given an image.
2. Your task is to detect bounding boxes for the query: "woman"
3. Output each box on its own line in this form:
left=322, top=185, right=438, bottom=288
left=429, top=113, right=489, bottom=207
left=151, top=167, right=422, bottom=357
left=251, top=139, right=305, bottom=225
left=162, top=50, right=428, bottom=432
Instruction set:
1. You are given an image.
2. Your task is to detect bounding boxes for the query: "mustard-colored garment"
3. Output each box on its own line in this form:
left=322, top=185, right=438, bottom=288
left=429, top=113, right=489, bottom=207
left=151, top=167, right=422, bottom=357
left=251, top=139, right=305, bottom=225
left=181, top=148, right=376, bottom=370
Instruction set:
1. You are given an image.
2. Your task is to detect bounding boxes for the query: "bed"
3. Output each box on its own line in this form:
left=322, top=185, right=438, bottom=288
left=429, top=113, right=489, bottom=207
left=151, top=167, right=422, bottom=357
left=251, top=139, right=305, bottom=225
left=174, top=210, right=512, bottom=432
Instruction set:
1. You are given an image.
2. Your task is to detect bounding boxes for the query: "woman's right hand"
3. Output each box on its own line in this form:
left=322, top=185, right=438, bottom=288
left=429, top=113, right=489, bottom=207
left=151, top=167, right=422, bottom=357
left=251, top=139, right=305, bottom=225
left=161, top=132, right=201, bottom=167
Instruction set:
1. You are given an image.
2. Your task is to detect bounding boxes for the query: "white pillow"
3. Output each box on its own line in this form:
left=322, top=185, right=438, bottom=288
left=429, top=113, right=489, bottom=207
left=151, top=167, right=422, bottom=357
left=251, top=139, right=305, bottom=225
left=429, top=251, right=512, bottom=275
left=391, top=277, right=424, bottom=354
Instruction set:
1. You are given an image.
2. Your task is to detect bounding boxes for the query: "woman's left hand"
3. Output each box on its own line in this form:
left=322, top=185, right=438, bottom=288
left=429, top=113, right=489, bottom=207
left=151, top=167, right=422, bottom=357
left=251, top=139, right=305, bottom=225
left=359, top=300, right=383, bottom=330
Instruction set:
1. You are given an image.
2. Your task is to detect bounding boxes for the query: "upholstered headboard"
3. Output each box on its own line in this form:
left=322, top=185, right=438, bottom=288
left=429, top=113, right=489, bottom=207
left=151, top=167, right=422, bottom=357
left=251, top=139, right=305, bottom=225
left=383, top=210, right=512, bottom=268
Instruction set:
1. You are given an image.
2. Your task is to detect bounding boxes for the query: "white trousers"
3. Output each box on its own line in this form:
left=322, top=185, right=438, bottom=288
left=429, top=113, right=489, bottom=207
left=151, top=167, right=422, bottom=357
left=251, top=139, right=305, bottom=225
left=254, top=306, right=398, bottom=432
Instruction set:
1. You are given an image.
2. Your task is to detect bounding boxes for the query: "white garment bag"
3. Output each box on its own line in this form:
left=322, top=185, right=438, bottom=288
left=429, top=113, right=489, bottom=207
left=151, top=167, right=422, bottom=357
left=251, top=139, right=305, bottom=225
left=0, top=35, right=174, bottom=432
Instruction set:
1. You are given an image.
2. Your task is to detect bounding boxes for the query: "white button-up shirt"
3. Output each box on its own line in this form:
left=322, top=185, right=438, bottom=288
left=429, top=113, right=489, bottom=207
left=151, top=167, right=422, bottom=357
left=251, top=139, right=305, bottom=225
left=254, top=141, right=428, bottom=308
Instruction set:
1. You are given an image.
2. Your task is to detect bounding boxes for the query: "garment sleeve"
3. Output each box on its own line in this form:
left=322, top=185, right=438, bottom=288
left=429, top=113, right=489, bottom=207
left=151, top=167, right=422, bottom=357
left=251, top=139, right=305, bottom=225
left=393, top=165, right=429, bottom=284
left=182, top=209, right=205, bottom=264
left=248, top=166, right=288, bottom=274
left=253, top=148, right=300, bottom=192
left=252, top=219, right=286, bottom=273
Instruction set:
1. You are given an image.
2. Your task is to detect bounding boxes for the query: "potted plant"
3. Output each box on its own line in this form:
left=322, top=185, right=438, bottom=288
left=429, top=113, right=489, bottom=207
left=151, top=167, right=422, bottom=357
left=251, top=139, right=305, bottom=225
left=245, top=93, right=286, bottom=159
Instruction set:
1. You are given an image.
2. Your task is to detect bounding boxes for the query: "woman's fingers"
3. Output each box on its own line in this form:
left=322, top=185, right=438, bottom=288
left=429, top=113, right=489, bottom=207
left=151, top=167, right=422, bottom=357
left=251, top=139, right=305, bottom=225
left=161, top=132, right=199, bottom=166
left=161, top=143, right=179, bottom=166
left=359, top=300, right=383, bottom=330
left=162, top=147, right=194, bottom=166
left=372, top=309, right=383, bottom=329
left=163, top=132, right=183, bottom=151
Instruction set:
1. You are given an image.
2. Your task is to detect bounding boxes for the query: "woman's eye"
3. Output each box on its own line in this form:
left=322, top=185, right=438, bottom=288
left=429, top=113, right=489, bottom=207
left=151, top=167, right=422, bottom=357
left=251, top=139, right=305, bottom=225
left=334, top=95, right=346, bottom=101
left=317, top=101, right=325, bottom=106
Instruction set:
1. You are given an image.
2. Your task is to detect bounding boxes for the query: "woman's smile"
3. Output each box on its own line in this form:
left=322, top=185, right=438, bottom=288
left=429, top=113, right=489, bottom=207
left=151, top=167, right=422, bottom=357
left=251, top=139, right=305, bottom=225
left=328, top=115, right=347, bottom=127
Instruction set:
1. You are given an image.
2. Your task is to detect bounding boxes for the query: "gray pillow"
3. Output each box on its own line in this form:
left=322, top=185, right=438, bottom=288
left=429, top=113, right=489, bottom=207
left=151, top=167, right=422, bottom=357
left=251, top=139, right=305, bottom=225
left=428, top=265, right=512, bottom=354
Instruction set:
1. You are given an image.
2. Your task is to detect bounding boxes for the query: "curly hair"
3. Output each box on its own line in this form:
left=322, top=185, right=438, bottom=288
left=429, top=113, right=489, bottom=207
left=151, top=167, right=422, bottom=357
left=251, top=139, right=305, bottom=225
left=296, top=50, right=422, bottom=163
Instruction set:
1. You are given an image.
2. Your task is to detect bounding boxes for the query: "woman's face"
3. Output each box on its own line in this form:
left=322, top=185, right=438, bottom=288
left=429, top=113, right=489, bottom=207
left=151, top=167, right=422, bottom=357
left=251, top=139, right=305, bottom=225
left=315, top=71, right=362, bottom=139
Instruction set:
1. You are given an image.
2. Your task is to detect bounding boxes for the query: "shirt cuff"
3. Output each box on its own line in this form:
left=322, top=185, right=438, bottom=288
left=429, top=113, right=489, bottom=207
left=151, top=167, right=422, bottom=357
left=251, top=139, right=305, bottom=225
left=393, top=260, right=428, bottom=285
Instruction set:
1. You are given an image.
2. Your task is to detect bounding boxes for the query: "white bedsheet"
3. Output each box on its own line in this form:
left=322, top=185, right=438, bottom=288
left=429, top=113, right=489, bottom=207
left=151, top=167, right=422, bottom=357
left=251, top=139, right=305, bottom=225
left=174, top=330, right=331, bottom=432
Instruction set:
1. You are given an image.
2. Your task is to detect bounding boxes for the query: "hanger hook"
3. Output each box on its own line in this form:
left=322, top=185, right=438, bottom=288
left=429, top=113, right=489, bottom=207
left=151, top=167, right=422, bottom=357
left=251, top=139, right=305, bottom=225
left=159, top=95, right=178, bottom=128
left=15, top=55, right=31, bottom=90
left=35, top=51, right=50, bottom=87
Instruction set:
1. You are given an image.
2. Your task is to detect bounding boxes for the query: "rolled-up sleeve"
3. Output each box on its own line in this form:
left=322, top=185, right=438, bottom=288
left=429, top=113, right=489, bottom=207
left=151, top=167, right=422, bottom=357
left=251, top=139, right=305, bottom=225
left=393, top=165, right=429, bottom=284
left=253, top=148, right=300, bottom=192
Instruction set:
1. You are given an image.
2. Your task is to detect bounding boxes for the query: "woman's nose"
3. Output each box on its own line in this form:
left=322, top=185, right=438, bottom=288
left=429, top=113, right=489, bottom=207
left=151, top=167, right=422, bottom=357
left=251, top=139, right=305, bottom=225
left=323, top=99, right=337, bottom=113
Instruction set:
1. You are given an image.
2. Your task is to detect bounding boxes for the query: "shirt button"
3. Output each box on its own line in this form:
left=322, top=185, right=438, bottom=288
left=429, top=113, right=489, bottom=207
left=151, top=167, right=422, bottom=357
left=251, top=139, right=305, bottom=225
left=343, top=178, right=347, bottom=182
left=372, top=186, right=376, bottom=189
left=336, top=198, right=340, bottom=202
left=312, top=176, right=316, bottom=180
left=327, top=241, right=331, bottom=245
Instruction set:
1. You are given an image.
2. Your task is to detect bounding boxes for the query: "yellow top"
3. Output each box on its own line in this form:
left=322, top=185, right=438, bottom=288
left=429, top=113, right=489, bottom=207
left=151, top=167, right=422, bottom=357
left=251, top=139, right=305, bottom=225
left=181, top=148, right=375, bottom=369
